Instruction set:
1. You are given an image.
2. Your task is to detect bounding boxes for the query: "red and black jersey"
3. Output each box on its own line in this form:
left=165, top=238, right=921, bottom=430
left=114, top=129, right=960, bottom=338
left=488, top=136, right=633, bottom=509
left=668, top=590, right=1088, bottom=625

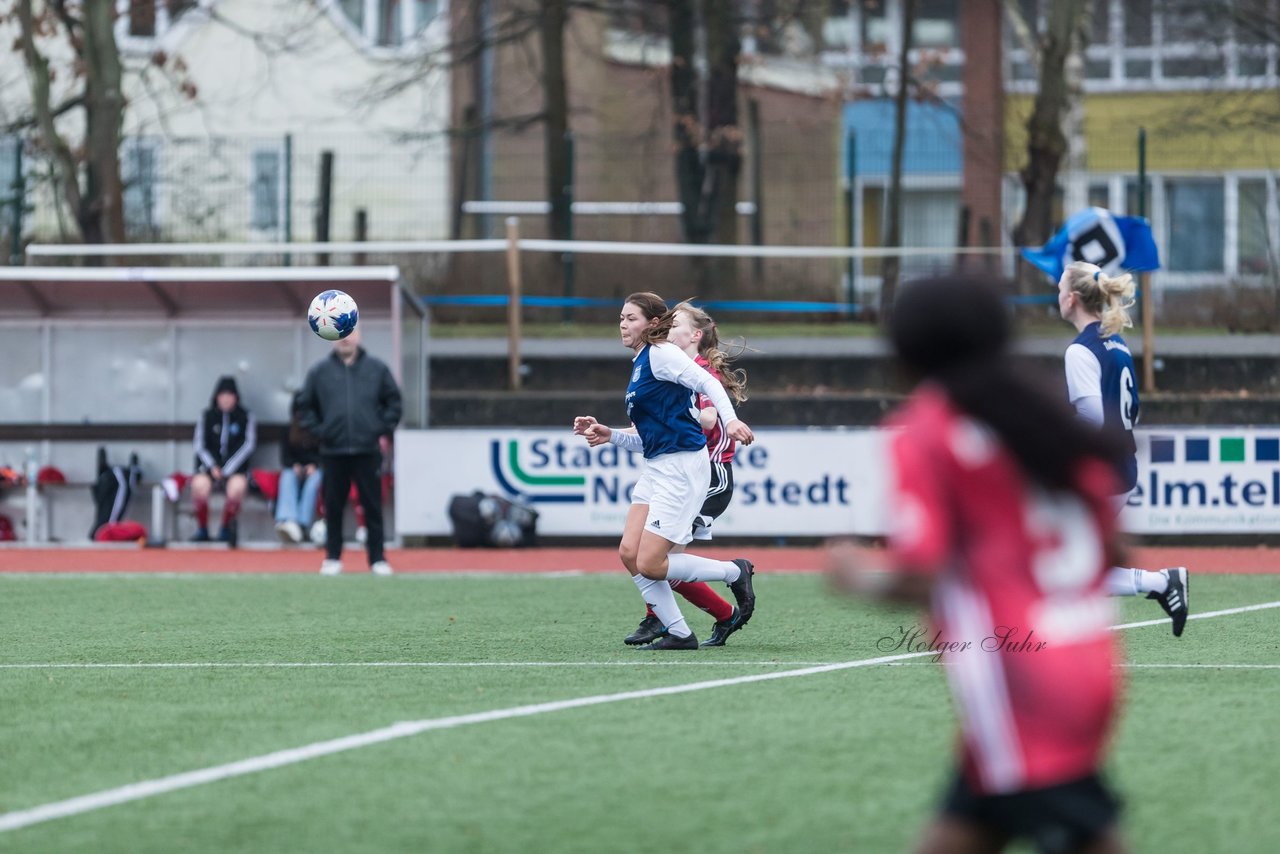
left=886, top=386, right=1121, bottom=795
left=695, top=355, right=735, bottom=465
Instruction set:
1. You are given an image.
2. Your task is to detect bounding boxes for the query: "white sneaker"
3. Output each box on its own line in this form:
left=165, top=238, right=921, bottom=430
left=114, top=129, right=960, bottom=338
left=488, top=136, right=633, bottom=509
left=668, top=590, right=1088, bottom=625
left=355, top=526, right=368, bottom=544
left=275, top=521, right=303, bottom=544
left=319, top=559, right=343, bottom=576
left=310, top=519, right=327, bottom=545
left=370, top=560, right=393, bottom=576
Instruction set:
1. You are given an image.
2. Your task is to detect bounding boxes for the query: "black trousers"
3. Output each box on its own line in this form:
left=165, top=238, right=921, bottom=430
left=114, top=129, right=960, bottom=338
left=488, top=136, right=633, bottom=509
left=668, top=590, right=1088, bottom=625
left=322, top=452, right=385, bottom=564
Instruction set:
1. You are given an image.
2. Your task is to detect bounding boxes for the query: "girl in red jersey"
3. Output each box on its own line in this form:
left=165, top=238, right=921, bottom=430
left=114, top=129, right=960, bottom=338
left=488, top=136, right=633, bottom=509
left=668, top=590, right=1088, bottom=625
left=619, top=302, right=750, bottom=648
left=829, top=276, right=1129, bottom=854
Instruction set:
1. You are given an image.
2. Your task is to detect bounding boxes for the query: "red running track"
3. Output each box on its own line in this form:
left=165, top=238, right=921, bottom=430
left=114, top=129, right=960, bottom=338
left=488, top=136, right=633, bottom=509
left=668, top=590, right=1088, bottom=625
left=1, top=545, right=1278, bottom=574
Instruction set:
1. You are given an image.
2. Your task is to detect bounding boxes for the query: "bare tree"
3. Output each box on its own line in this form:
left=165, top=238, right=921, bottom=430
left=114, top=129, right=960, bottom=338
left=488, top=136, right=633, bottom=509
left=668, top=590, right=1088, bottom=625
left=14, top=0, right=126, bottom=244
left=667, top=0, right=742, bottom=247
left=1008, top=0, right=1088, bottom=256
left=878, top=0, right=916, bottom=321
left=541, top=0, right=572, bottom=242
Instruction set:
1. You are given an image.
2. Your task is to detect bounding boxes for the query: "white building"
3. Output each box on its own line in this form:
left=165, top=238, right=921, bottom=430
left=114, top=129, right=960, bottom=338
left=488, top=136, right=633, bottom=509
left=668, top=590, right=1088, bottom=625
left=1, top=0, right=451, bottom=244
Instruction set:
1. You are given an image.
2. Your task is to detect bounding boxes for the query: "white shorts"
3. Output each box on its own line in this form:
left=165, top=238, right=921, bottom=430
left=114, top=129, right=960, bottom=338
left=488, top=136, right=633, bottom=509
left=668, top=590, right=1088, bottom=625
left=630, top=450, right=711, bottom=546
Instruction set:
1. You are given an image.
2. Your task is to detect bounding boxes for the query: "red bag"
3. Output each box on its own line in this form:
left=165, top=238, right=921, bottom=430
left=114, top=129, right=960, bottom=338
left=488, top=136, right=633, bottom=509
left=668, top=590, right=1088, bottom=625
left=253, top=468, right=281, bottom=502
left=94, top=521, right=148, bottom=542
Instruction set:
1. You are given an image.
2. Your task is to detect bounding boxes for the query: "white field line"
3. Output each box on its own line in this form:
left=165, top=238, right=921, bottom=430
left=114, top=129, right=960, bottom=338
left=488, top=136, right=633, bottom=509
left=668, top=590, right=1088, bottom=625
left=7, top=600, right=1277, bottom=672
left=0, top=650, right=935, bottom=833
left=0, top=572, right=601, bottom=580
left=8, top=660, right=1277, bottom=672
left=0, top=661, right=836, bottom=670
left=1124, top=664, right=1280, bottom=669
left=889, top=662, right=1280, bottom=670
left=2, top=598, right=1278, bottom=834
left=1108, top=599, right=1280, bottom=631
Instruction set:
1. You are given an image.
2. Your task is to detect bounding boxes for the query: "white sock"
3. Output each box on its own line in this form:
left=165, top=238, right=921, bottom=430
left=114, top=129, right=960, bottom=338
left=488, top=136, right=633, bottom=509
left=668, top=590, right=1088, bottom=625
left=1106, top=567, right=1168, bottom=597
left=665, top=553, right=740, bottom=584
left=1137, top=569, right=1169, bottom=594
left=633, top=576, right=691, bottom=638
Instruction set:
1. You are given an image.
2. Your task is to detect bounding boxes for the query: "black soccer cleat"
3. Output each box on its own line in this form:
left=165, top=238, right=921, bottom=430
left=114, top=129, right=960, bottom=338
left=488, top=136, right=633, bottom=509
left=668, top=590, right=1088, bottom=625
left=1147, top=567, right=1188, bottom=637
left=700, top=608, right=743, bottom=648
left=638, top=631, right=699, bottom=651
left=624, top=614, right=666, bottom=646
left=218, top=520, right=239, bottom=550
left=727, top=559, right=756, bottom=626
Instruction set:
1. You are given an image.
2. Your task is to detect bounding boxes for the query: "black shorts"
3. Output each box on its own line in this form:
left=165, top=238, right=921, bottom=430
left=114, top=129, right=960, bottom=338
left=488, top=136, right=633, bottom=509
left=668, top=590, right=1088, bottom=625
left=941, top=770, right=1121, bottom=854
left=690, top=461, right=733, bottom=541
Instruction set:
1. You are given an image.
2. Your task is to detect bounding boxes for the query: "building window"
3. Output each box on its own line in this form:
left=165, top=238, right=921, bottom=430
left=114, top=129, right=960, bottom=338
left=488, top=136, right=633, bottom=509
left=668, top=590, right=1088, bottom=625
left=1166, top=178, right=1225, bottom=272
left=1008, top=0, right=1279, bottom=91
left=1237, top=178, right=1272, bottom=275
left=335, top=0, right=441, bottom=47
left=120, top=1, right=198, bottom=40
left=122, top=139, right=161, bottom=239
left=0, top=137, right=18, bottom=198
left=826, top=0, right=965, bottom=96
left=340, top=0, right=364, bottom=30
left=250, top=147, right=284, bottom=234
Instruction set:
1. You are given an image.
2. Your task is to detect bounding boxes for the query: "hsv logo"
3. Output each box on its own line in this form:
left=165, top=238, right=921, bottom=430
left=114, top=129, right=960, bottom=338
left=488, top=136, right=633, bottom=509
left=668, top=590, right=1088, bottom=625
left=489, top=440, right=587, bottom=504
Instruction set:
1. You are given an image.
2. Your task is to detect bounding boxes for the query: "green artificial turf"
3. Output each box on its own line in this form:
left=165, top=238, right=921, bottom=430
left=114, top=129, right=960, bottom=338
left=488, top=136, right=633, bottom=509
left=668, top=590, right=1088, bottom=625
left=0, top=573, right=1276, bottom=853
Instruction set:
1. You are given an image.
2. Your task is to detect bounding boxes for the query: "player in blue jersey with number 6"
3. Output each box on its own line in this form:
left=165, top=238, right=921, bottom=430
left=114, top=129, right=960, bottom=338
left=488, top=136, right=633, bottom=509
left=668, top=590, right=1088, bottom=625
left=573, top=292, right=757, bottom=650
left=1058, top=261, right=1189, bottom=635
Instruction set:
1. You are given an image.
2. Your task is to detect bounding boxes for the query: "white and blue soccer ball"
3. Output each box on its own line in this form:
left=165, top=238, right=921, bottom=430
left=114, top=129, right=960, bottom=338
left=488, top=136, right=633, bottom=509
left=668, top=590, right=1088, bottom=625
left=307, top=290, right=359, bottom=341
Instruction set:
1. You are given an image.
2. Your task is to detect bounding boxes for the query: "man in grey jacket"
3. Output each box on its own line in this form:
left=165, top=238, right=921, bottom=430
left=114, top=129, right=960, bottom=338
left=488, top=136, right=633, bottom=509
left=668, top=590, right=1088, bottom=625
left=297, top=328, right=402, bottom=575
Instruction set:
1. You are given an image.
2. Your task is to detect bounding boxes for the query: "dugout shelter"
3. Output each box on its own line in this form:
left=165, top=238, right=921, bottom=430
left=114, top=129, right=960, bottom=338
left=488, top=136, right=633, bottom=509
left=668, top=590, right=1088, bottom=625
left=0, top=266, right=428, bottom=544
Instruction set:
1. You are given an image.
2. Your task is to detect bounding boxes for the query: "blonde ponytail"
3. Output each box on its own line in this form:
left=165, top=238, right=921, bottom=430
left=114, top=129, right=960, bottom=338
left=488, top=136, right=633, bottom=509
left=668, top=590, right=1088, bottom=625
left=1064, top=261, right=1135, bottom=337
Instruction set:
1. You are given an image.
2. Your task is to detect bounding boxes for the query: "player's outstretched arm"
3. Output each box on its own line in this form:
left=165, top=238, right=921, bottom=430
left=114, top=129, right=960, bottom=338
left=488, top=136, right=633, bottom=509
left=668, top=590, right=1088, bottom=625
left=826, top=541, right=934, bottom=605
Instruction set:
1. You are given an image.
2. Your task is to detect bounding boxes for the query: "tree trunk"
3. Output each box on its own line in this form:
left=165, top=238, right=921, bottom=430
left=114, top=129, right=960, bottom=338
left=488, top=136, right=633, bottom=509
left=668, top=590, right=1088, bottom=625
left=17, top=0, right=85, bottom=242
left=80, top=0, right=127, bottom=244
left=16, top=0, right=126, bottom=245
left=704, top=0, right=741, bottom=248
left=1013, top=0, right=1086, bottom=254
left=879, top=0, right=916, bottom=323
left=541, top=0, right=571, bottom=241
left=667, top=0, right=707, bottom=244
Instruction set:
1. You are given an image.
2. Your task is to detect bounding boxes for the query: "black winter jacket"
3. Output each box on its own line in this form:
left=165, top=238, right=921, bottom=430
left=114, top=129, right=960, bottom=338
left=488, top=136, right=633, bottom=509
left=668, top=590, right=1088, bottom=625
left=194, top=406, right=256, bottom=476
left=298, top=349, right=402, bottom=456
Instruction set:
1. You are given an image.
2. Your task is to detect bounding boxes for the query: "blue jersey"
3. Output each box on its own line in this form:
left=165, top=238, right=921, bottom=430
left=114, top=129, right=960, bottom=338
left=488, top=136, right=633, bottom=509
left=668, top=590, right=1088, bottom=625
left=626, top=344, right=707, bottom=460
left=1065, top=322, right=1140, bottom=491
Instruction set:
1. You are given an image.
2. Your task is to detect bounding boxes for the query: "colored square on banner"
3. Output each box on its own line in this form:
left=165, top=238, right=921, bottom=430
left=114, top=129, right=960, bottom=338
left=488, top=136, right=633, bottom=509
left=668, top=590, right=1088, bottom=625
left=1185, top=438, right=1210, bottom=462
left=1257, top=438, right=1280, bottom=462
left=1149, top=437, right=1176, bottom=463
left=1220, top=437, right=1245, bottom=462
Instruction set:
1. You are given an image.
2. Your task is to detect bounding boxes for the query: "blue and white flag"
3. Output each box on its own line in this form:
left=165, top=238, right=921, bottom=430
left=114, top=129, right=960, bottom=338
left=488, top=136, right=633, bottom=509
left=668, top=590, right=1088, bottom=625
left=1020, top=206, right=1160, bottom=281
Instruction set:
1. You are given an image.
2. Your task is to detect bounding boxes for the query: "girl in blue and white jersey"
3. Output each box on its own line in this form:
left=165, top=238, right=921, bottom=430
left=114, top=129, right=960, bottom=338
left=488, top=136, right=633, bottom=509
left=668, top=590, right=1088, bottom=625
left=1058, top=261, right=1189, bottom=636
left=573, top=293, right=757, bottom=650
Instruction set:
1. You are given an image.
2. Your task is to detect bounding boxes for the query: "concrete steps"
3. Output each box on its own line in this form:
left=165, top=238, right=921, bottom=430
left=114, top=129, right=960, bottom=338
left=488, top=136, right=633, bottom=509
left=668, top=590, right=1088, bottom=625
left=426, top=339, right=1280, bottom=427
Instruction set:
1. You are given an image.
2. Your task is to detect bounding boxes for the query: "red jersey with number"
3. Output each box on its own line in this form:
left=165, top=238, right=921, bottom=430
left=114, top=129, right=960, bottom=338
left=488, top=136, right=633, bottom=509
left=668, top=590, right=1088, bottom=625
left=695, top=355, right=735, bottom=464
left=886, top=386, right=1121, bottom=795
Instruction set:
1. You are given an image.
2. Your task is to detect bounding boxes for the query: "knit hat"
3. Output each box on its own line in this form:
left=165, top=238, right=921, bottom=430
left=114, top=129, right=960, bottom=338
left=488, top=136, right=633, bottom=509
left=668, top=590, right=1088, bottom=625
left=213, top=376, right=239, bottom=397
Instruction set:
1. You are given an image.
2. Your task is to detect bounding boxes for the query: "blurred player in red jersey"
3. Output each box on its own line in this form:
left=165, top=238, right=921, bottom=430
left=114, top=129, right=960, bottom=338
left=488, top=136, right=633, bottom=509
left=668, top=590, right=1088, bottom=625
left=829, top=276, right=1129, bottom=854
left=619, top=302, right=751, bottom=648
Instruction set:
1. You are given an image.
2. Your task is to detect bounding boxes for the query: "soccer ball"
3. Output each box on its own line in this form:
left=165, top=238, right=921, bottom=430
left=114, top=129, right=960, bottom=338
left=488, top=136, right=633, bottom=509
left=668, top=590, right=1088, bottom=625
left=307, top=290, right=359, bottom=341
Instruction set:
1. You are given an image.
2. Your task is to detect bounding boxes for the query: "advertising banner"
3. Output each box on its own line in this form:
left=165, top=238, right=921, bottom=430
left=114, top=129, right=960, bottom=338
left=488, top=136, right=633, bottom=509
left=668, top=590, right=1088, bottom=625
left=395, top=428, right=889, bottom=537
left=1121, top=429, right=1280, bottom=533
left=395, top=427, right=1280, bottom=537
